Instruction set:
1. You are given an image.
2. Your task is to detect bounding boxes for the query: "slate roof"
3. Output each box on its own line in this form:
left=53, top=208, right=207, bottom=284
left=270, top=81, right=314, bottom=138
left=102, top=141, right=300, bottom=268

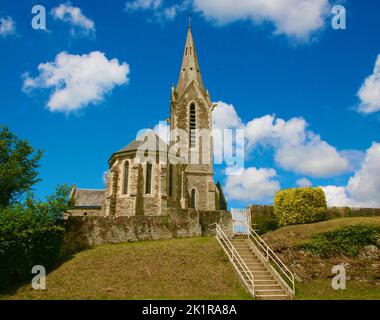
left=113, top=130, right=169, bottom=155
left=72, top=188, right=104, bottom=208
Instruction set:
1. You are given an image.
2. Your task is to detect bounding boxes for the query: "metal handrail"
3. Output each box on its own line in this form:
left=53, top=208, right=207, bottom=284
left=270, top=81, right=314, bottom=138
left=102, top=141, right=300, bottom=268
left=245, top=222, right=295, bottom=295
left=212, top=223, right=255, bottom=297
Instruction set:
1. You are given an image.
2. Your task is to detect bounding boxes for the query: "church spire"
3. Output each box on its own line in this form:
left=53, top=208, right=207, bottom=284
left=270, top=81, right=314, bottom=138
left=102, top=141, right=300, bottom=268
left=176, top=22, right=205, bottom=97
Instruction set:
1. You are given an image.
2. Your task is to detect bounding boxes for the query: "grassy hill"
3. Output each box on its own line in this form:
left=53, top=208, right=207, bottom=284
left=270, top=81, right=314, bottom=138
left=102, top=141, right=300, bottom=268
left=263, top=217, right=380, bottom=300
left=1, top=237, right=251, bottom=300
left=2, top=217, right=379, bottom=300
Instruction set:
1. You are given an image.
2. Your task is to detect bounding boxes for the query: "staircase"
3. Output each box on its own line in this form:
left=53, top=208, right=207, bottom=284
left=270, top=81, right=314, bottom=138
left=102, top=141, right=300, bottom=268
left=212, top=224, right=295, bottom=300
left=231, top=236, right=291, bottom=300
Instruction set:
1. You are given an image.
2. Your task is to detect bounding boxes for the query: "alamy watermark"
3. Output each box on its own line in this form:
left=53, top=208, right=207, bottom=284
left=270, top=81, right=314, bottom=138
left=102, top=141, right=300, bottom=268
left=31, top=5, right=46, bottom=30
left=30, top=4, right=347, bottom=32
left=331, top=263, right=347, bottom=290
left=31, top=265, right=46, bottom=290
left=133, top=125, right=245, bottom=175
left=332, top=5, right=346, bottom=30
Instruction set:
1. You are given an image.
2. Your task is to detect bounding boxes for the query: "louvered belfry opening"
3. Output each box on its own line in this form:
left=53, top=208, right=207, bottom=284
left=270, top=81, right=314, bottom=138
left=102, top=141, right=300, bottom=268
left=189, top=104, right=196, bottom=148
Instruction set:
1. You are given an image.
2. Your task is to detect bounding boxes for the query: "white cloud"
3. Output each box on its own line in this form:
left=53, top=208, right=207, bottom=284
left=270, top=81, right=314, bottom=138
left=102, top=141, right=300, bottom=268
left=102, top=170, right=109, bottom=184
left=23, top=51, right=130, bottom=113
left=214, top=102, right=380, bottom=207
left=153, top=120, right=170, bottom=143
left=224, top=167, right=280, bottom=202
left=245, top=115, right=349, bottom=177
left=357, top=54, right=380, bottom=114
left=322, top=143, right=380, bottom=208
left=346, top=143, right=380, bottom=207
left=212, top=101, right=245, bottom=166
left=192, top=0, right=331, bottom=40
left=212, top=101, right=243, bottom=130
left=0, top=16, right=16, bottom=37
left=213, top=102, right=350, bottom=178
left=126, top=0, right=163, bottom=11
left=296, top=178, right=312, bottom=187
left=322, top=186, right=352, bottom=207
left=274, top=133, right=349, bottom=177
left=52, top=3, right=95, bottom=37
left=124, top=0, right=331, bottom=40
left=125, top=0, right=186, bottom=21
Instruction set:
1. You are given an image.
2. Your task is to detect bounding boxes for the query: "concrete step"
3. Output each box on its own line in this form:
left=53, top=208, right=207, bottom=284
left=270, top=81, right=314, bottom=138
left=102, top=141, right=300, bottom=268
left=236, top=252, right=257, bottom=256
left=233, top=247, right=251, bottom=251
left=249, top=270, right=270, bottom=274
left=249, top=268, right=268, bottom=272
left=245, top=262, right=264, bottom=265
left=256, top=294, right=290, bottom=300
left=255, top=284, right=283, bottom=290
left=226, top=236, right=293, bottom=300
left=256, top=289, right=287, bottom=296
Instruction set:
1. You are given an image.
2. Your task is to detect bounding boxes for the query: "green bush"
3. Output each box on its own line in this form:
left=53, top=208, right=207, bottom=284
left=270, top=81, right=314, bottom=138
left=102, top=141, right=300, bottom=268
left=252, top=217, right=279, bottom=235
left=274, top=187, right=327, bottom=226
left=0, top=208, right=65, bottom=289
left=297, top=225, right=380, bottom=258
left=0, top=185, right=72, bottom=290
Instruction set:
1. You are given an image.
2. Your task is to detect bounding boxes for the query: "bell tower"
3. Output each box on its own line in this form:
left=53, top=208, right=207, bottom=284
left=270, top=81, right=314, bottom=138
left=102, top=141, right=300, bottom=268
left=169, top=22, right=217, bottom=211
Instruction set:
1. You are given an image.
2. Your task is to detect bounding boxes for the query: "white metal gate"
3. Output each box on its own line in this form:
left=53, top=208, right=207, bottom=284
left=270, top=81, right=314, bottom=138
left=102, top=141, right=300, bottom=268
left=231, top=208, right=251, bottom=235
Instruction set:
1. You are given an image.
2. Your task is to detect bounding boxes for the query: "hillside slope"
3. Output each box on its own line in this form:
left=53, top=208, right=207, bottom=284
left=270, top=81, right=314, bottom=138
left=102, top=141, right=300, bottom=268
left=263, top=217, right=380, bottom=300
left=2, top=237, right=251, bottom=300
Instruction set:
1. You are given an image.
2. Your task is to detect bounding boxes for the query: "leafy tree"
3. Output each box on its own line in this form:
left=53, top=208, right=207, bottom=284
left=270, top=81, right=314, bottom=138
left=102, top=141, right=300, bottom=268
left=0, top=184, right=73, bottom=289
left=216, top=181, right=228, bottom=210
left=25, top=184, right=74, bottom=223
left=0, top=126, right=43, bottom=208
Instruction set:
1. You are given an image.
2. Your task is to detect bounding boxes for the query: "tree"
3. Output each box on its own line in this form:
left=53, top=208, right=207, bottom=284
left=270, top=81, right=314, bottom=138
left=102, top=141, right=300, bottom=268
left=25, top=184, right=74, bottom=223
left=0, top=126, right=43, bottom=208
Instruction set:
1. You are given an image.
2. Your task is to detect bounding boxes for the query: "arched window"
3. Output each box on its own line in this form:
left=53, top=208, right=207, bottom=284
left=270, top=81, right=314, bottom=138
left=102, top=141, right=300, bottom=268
left=190, top=189, right=196, bottom=209
left=123, top=161, right=129, bottom=195
left=145, top=162, right=153, bottom=195
left=189, top=104, right=196, bottom=148
left=168, top=164, right=173, bottom=197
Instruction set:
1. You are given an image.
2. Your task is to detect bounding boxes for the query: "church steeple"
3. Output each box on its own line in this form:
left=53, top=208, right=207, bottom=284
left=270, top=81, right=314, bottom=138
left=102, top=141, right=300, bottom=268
left=176, top=24, right=205, bottom=97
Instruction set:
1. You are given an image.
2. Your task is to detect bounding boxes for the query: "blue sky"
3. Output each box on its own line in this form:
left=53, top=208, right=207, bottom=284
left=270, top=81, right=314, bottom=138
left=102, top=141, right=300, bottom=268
left=1, top=0, right=380, bottom=208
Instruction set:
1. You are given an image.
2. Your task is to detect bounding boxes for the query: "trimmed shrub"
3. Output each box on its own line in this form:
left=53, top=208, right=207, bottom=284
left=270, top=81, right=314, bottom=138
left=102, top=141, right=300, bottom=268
left=0, top=208, right=65, bottom=289
left=297, top=225, right=380, bottom=258
left=274, top=187, right=327, bottom=226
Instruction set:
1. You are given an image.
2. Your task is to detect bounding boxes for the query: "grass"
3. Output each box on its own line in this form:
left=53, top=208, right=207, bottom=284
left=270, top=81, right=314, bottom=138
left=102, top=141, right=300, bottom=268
left=296, top=280, right=380, bottom=300
left=263, top=216, right=380, bottom=248
left=263, top=217, right=380, bottom=300
left=1, top=237, right=251, bottom=300
left=2, top=217, right=379, bottom=300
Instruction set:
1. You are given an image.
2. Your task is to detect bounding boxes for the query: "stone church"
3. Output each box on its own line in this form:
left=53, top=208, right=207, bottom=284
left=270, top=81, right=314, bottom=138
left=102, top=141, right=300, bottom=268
left=70, top=25, right=227, bottom=217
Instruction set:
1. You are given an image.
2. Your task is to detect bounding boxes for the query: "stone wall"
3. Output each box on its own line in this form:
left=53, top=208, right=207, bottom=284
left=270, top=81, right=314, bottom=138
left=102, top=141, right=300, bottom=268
left=249, top=204, right=380, bottom=219
left=63, top=209, right=232, bottom=253
left=67, top=208, right=102, bottom=217
left=325, top=206, right=380, bottom=218
left=249, top=205, right=275, bottom=218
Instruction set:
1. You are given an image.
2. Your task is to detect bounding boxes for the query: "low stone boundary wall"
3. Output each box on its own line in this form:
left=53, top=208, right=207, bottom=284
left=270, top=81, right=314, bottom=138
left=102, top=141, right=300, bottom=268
left=248, top=205, right=275, bottom=218
left=325, top=207, right=380, bottom=218
left=248, top=204, right=380, bottom=219
left=63, top=209, right=232, bottom=253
